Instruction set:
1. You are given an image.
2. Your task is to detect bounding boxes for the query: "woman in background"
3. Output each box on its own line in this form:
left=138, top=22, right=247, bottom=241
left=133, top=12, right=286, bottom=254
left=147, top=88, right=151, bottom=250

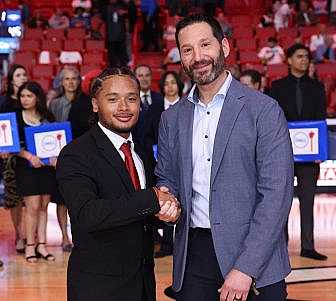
left=0, top=64, right=28, bottom=254
left=15, top=81, right=56, bottom=263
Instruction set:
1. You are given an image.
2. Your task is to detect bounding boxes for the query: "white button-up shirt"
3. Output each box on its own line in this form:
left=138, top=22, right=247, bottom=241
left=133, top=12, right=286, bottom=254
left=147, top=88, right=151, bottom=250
left=98, top=122, right=146, bottom=189
left=188, top=72, right=233, bottom=229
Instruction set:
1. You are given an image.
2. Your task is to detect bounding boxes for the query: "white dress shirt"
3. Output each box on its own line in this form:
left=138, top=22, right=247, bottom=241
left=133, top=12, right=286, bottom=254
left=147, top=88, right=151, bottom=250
left=164, top=97, right=179, bottom=110
left=98, top=122, right=146, bottom=189
left=188, top=72, right=233, bottom=229
left=140, top=90, right=152, bottom=106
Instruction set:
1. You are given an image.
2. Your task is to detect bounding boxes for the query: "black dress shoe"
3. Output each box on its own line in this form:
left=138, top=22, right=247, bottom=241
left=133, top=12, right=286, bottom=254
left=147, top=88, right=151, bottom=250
left=154, top=250, right=173, bottom=258
left=164, top=286, right=176, bottom=299
left=300, top=249, right=328, bottom=260
left=0, top=259, right=3, bottom=268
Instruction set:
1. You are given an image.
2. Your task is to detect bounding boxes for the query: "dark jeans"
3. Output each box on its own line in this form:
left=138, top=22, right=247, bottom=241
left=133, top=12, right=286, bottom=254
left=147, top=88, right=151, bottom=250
left=176, top=228, right=287, bottom=301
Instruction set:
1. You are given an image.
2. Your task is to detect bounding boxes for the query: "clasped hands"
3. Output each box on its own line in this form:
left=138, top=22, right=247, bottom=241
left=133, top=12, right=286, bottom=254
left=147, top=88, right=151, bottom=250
left=154, top=186, right=181, bottom=223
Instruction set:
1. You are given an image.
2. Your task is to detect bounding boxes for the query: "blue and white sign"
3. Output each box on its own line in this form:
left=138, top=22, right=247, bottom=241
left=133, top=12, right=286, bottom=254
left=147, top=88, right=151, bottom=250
left=25, top=122, right=72, bottom=164
left=0, top=112, right=20, bottom=153
left=288, top=120, right=328, bottom=162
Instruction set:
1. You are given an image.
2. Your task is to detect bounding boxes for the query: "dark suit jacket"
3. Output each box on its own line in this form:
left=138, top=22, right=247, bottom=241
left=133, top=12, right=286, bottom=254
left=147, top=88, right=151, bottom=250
left=295, top=11, right=318, bottom=26
left=56, top=125, right=160, bottom=301
left=133, top=90, right=164, bottom=146
left=270, top=74, right=326, bottom=121
left=144, top=97, right=164, bottom=150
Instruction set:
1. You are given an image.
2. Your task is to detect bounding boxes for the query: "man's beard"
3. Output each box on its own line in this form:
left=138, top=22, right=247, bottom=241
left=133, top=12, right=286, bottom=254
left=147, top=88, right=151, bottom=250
left=182, top=48, right=226, bottom=85
left=98, top=113, right=136, bottom=135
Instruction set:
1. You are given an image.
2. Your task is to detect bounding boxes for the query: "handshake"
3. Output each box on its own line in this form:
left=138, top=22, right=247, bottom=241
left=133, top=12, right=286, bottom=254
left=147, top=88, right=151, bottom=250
left=153, top=186, right=181, bottom=223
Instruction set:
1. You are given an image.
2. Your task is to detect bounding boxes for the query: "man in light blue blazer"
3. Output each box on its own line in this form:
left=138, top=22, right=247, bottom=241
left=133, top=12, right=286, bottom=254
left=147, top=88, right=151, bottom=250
left=155, top=14, right=294, bottom=301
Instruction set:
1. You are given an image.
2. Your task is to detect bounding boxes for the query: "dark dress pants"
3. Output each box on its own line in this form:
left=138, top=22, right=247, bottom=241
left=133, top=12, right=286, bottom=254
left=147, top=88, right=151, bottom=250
left=294, top=163, right=320, bottom=250
left=176, top=228, right=287, bottom=301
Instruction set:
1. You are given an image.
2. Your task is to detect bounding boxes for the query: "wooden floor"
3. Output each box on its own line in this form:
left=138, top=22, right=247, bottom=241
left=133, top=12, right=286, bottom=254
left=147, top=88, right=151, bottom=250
left=0, top=195, right=336, bottom=301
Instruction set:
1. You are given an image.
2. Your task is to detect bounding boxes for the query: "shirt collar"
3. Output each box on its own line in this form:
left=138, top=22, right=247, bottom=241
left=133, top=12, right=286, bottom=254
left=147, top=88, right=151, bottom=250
left=164, top=97, right=179, bottom=109
left=187, top=71, right=233, bottom=106
left=98, top=122, right=134, bottom=151
left=140, top=90, right=151, bottom=98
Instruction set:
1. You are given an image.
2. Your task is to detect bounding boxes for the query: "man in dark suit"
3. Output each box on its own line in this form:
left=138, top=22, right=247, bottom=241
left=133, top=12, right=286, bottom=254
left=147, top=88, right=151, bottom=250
left=134, top=64, right=164, bottom=145
left=56, top=67, right=181, bottom=301
left=270, top=43, right=327, bottom=261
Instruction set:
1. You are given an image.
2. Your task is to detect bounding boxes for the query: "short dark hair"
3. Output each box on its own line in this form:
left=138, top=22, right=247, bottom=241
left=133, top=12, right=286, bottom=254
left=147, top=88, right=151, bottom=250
left=159, top=71, right=184, bottom=97
left=286, top=43, right=311, bottom=59
left=268, top=37, right=278, bottom=44
left=240, top=69, right=262, bottom=86
left=90, top=67, right=140, bottom=98
left=175, top=14, right=224, bottom=50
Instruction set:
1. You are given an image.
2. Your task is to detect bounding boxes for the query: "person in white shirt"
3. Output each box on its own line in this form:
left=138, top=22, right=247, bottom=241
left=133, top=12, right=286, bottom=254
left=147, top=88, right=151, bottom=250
left=310, top=23, right=336, bottom=62
left=258, top=37, right=285, bottom=65
left=273, top=0, right=292, bottom=31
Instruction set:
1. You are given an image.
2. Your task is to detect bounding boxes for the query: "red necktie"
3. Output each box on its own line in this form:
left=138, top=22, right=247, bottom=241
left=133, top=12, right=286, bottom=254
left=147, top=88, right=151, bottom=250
left=120, top=142, right=141, bottom=190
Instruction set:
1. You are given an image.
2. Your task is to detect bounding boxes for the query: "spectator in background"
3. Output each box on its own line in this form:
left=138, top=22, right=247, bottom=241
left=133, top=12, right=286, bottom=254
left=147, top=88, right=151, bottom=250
left=258, top=37, right=285, bottom=65
left=124, top=0, right=138, bottom=64
left=18, top=0, right=30, bottom=24
left=216, top=11, right=233, bottom=38
left=46, top=88, right=59, bottom=107
left=312, top=0, right=328, bottom=14
left=228, top=64, right=241, bottom=79
left=308, top=61, right=318, bottom=79
left=104, top=0, right=128, bottom=67
left=48, top=9, right=70, bottom=29
left=270, top=44, right=328, bottom=261
left=134, top=64, right=163, bottom=145
left=49, top=66, right=92, bottom=252
left=140, top=0, right=160, bottom=51
left=258, top=9, right=274, bottom=27
left=310, top=23, right=335, bottom=62
left=0, top=64, right=28, bottom=255
left=296, top=0, right=318, bottom=26
left=15, top=81, right=56, bottom=263
left=331, top=0, right=336, bottom=24
left=240, top=69, right=262, bottom=91
left=28, top=12, right=49, bottom=29
left=163, top=46, right=181, bottom=65
left=70, top=7, right=91, bottom=29
left=273, top=0, right=293, bottom=31
left=72, top=0, right=92, bottom=11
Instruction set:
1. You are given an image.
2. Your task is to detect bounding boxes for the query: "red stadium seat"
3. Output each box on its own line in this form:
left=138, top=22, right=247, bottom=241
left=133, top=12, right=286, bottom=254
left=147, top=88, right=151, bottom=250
left=241, top=63, right=265, bottom=74
left=83, top=52, right=105, bottom=65
left=80, top=64, right=102, bottom=76
left=85, top=40, right=105, bottom=52
left=67, top=28, right=87, bottom=40
left=267, top=64, right=288, bottom=81
left=232, top=27, right=254, bottom=39
left=41, top=39, right=63, bottom=52
left=64, top=40, right=84, bottom=52
left=32, top=65, right=54, bottom=79
left=239, top=51, right=260, bottom=64
left=230, top=15, right=252, bottom=27
left=13, top=52, right=36, bottom=70
left=235, top=39, right=257, bottom=51
left=45, top=28, right=65, bottom=40
left=299, top=26, right=318, bottom=41
left=35, top=78, right=51, bottom=92
left=226, top=50, right=237, bottom=65
left=316, top=63, right=336, bottom=79
left=24, top=28, right=44, bottom=40
left=255, top=27, right=276, bottom=39
left=20, top=40, right=41, bottom=53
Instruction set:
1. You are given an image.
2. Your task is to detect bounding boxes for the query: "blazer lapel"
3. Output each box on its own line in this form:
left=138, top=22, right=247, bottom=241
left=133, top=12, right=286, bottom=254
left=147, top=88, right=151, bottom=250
left=90, top=125, right=134, bottom=193
left=178, top=98, right=195, bottom=203
left=210, top=79, right=245, bottom=186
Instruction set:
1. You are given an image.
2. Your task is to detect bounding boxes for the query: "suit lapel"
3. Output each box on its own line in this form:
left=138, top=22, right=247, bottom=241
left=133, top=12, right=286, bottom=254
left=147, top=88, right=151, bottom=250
left=210, top=79, right=245, bottom=186
left=178, top=98, right=195, bottom=202
left=90, top=125, right=134, bottom=193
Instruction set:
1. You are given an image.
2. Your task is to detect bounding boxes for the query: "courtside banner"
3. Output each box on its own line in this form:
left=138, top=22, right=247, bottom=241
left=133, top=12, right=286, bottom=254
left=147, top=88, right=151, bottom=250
left=288, top=120, right=328, bottom=162
left=0, top=112, right=20, bottom=153
left=25, top=122, right=72, bottom=164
